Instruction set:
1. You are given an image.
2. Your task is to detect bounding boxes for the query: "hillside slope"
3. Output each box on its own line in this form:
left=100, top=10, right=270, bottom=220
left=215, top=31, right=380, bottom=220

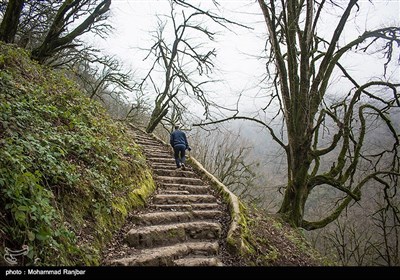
left=0, top=42, right=155, bottom=265
left=0, top=42, right=326, bottom=266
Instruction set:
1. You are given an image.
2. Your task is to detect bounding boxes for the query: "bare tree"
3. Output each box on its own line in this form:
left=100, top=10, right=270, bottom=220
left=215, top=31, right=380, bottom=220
left=370, top=195, right=400, bottom=266
left=72, top=55, right=134, bottom=100
left=10, top=0, right=62, bottom=48
left=31, top=0, right=111, bottom=64
left=323, top=217, right=375, bottom=266
left=307, top=180, right=400, bottom=266
left=0, top=0, right=24, bottom=43
left=125, top=90, right=152, bottom=127
left=141, top=0, right=217, bottom=133
left=190, top=126, right=265, bottom=205
left=195, top=1, right=400, bottom=229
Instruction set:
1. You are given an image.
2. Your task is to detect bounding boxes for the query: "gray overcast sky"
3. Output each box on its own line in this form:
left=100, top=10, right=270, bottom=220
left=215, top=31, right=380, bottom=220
left=86, top=0, right=400, bottom=117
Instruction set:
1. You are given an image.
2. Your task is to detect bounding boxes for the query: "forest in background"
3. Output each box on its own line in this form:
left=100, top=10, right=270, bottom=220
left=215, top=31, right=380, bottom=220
left=1, top=0, right=399, bottom=266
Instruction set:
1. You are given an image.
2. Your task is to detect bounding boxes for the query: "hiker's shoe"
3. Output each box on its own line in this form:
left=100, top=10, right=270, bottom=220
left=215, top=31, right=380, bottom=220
left=181, top=163, right=186, bottom=170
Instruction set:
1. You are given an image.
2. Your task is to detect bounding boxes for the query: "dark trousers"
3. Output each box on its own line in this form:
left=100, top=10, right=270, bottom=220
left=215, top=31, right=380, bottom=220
left=173, top=144, right=186, bottom=168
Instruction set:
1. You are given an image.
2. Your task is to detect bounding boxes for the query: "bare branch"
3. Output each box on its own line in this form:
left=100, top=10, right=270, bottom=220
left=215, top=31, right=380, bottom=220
left=193, top=116, right=287, bottom=151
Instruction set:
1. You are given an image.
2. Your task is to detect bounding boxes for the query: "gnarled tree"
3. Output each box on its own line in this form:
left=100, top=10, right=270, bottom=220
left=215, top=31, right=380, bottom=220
left=196, top=0, right=400, bottom=229
left=0, top=0, right=24, bottom=43
left=71, top=54, right=134, bottom=100
left=141, top=0, right=217, bottom=133
left=31, top=0, right=111, bottom=64
left=1, top=0, right=61, bottom=48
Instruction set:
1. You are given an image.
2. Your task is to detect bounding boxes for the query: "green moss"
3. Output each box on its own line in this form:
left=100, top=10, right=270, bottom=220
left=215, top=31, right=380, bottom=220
left=127, top=172, right=156, bottom=206
left=112, top=199, right=129, bottom=217
left=263, top=245, right=279, bottom=262
left=271, top=219, right=283, bottom=230
left=187, top=157, right=254, bottom=256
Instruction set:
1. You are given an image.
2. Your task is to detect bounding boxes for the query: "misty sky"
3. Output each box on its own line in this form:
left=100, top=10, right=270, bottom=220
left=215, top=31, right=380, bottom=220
left=86, top=0, right=400, bottom=118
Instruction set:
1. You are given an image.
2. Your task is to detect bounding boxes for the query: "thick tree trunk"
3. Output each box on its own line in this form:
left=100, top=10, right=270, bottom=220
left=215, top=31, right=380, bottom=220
left=278, top=146, right=311, bottom=226
left=278, top=176, right=309, bottom=227
left=0, top=0, right=24, bottom=43
left=278, top=107, right=313, bottom=227
left=31, top=0, right=111, bottom=63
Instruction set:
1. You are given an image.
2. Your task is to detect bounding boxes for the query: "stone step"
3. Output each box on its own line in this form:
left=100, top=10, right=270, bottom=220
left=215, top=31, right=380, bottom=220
left=134, top=135, right=160, bottom=141
left=153, top=194, right=216, bottom=204
left=157, top=176, right=204, bottom=185
left=153, top=169, right=194, bottom=177
left=125, top=221, right=221, bottom=248
left=141, top=146, right=170, bottom=152
left=138, top=145, right=164, bottom=150
left=135, top=135, right=159, bottom=140
left=144, top=152, right=172, bottom=158
left=151, top=203, right=220, bottom=211
left=159, top=183, right=210, bottom=194
left=151, top=163, right=180, bottom=169
left=151, top=204, right=192, bottom=211
left=119, top=129, right=227, bottom=267
left=109, top=241, right=219, bottom=266
left=173, top=257, right=224, bottom=266
left=135, top=140, right=162, bottom=146
left=138, top=146, right=168, bottom=152
left=135, top=137, right=160, bottom=146
left=132, top=210, right=223, bottom=226
left=147, top=157, right=176, bottom=164
left=158, top=190, right=190, bottom=195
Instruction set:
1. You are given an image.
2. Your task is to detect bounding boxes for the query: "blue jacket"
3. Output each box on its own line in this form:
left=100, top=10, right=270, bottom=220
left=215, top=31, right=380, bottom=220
left=170, top=129, right=189, bottom=149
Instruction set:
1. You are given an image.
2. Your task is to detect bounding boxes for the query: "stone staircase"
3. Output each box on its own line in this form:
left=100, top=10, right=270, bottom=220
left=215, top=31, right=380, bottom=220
left=107, top=128, right=229, bottom=266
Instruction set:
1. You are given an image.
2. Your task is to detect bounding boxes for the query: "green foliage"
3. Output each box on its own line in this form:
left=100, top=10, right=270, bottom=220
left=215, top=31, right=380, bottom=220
left=0, top=42, right=154, bottom=265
